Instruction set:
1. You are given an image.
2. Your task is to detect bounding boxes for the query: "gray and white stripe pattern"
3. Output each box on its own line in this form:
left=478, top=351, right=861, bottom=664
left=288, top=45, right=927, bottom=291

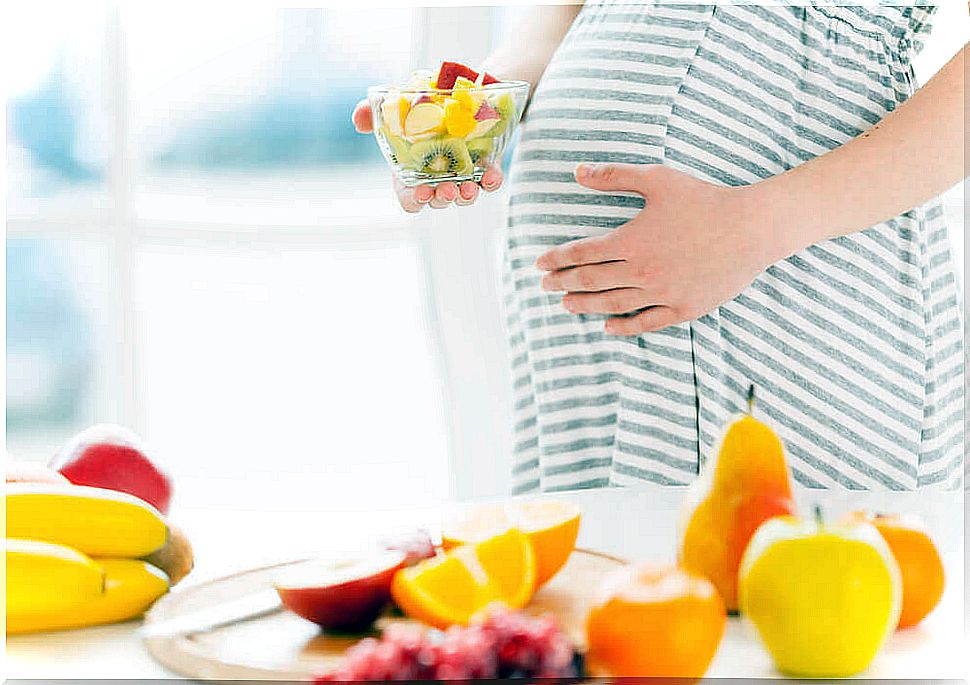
left=503, top=2, right=963, bottom=493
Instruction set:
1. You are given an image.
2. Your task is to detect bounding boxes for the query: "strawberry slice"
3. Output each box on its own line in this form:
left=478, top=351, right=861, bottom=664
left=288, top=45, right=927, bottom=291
left=435, top=61, right=500, bottom=89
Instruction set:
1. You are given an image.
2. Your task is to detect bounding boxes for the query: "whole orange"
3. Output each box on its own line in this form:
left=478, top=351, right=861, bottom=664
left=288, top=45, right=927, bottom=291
left=585, top=563, right=726, bottom=679
left=842, top=511, right=944, bottom=629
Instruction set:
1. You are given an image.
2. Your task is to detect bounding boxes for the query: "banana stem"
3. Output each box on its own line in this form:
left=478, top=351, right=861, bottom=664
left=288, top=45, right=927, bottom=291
left=746, top=385, right=756, bottom=414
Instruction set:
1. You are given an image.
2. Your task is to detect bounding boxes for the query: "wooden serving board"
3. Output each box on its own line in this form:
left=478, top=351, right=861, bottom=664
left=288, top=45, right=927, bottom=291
left=143, top=549, right=625, bottom=680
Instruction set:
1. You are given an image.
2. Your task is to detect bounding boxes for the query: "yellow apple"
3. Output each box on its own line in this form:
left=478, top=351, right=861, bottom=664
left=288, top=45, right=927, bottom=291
left=739, top=507, right=901, bottom=677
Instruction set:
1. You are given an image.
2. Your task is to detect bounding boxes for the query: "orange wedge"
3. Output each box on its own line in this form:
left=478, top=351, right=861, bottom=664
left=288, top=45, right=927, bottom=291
left=442, top=500, right=581, bottom=587
left=391, top=528, right=536, bottom=629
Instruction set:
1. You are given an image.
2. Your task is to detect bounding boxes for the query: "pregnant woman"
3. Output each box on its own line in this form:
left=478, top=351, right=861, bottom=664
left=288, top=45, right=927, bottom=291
left=355, top=3, right=965, bottom=493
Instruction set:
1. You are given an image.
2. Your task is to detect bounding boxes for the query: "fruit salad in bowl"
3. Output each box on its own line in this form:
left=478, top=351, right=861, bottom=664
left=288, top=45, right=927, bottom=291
left=368, top=62, right=528, bottom=187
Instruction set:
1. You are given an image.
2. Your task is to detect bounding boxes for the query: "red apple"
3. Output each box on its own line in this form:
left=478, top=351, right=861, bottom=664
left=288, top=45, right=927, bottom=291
left=275, top=551, right=406, bottom=632
left=435, top=61, right=499, bottom=90
left=49, top=424, right=173, bottom=514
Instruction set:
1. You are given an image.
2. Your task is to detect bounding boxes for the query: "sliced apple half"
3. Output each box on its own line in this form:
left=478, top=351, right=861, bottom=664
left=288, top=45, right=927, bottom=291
left=274, top=550, right=406, bottom=632
left=404, top=102, right=445, bottom=141
left=380, top=95, right=410, bottom=138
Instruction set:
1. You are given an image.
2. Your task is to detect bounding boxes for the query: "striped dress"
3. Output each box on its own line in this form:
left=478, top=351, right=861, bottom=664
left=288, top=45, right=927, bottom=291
left=504, top=3, right=964, bottom=493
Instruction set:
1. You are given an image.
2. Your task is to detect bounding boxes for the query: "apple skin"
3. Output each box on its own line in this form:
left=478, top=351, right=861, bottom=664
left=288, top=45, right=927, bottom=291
left=49, top=424, right=173, bottom=515
left=404, top=102, right=445, bottom=139
left=435, top=61, right=499, bottom=89
left=275, top=553, right=406, bottom=632
left=475, top=101, right=500, bottom=121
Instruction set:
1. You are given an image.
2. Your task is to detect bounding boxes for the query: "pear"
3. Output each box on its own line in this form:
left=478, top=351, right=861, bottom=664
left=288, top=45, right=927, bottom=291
left=677, top=386, right=797, bottom=613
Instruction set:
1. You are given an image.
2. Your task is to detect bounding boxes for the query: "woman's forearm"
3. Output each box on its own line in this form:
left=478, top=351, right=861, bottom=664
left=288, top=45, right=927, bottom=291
left=480, top=4, right=582, bottom=91
left=754, top=44, right=966, bottom=265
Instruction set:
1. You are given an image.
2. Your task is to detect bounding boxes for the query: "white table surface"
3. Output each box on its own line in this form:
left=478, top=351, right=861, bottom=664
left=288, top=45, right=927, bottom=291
left=5, top=485, right=967, bottom=681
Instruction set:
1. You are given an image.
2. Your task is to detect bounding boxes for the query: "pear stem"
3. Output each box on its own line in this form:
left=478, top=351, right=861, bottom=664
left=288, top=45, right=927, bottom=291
left=746, top=385, right=756, bottom=415
left=813, top=504, right=824, bottom=526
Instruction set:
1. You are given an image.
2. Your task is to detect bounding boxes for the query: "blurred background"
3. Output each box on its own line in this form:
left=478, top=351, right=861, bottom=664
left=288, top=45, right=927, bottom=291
left=6, top=3, right=967, bottom=512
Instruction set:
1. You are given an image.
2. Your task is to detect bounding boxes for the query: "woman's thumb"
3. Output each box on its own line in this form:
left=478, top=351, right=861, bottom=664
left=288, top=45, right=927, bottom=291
left=352, top=101, right=374, bottom=133
left=575, top=163, right=647, bottom=193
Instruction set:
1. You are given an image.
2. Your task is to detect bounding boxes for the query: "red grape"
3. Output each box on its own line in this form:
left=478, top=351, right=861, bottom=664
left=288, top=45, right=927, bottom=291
left=314, top=606, right=582, bottom=682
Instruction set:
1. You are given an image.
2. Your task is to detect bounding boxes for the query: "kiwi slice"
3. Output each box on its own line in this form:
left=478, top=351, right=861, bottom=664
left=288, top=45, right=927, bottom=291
left=383, top=132, right=415, bottom=168
left=466, top=138, right=494, bottom=165
left=410, top=137, right=473, bottom=176
left=481, top=93, right=517, bottom=139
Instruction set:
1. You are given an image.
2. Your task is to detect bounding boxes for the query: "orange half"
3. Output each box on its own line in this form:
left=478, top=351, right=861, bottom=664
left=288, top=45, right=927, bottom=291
left=442, top=500, right=581, bottom=587
left=392, top=528, right=536, bottom=629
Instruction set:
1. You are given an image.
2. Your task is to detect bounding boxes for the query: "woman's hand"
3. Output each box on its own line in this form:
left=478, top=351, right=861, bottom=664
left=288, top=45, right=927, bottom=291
left=352, top=100, right=503, bottom=213
left=536, top=163, right=775, bottom=336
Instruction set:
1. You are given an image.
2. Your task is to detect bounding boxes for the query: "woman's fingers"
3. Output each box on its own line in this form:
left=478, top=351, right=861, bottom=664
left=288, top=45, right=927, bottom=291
left=393, top=170, right=498, bottom=213
left=605, top=306, right=680, bottom=336
left=414, top=186, right=435, bottom=204
left=535, top=232, right=626, bottom=272
left=455, top=181, right=480, bottom=206
left=480, top=165, right=504, bottom=192
left=395, top=179, right=435, bottom=213
left=541, top=261, right=642, bottom=293
left=352, top=100, right=373, bottom=133
left=562, top=288, right=658, bottom=315
left=399, top=193, right=424, bottom=213
left=430, top=182, right=459, bottom=208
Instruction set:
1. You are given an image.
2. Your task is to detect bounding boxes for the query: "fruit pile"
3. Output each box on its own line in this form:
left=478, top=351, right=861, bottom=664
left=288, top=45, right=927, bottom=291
left=643, top=386, right=945, bottom=680
left=6, top=425, right=192, bottom=634
left=293, top=501, right=582, bottom=681
left=371, top=61, right=526, bottom=184
left=315, top=606, right=583, bottom=682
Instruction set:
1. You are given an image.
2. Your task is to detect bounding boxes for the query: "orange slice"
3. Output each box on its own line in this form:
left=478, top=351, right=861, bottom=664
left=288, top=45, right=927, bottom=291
left=442, top=500, right=581, bottom=587
left=391, top=528, right=536, bottom=629
left=443, top=98, right=478, bottom=137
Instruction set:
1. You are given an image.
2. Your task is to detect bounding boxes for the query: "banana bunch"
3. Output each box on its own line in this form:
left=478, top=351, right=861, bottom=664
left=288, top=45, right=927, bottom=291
left=6, top=483, right=184, bottom=635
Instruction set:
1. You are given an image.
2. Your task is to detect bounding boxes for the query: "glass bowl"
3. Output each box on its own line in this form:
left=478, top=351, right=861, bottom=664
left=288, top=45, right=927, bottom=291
left=368, top=81, right=529, bottom=187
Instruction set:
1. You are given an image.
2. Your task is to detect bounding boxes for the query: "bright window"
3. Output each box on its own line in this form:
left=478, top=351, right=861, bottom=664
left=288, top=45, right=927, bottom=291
left=6, top=5, right=463, bottom=510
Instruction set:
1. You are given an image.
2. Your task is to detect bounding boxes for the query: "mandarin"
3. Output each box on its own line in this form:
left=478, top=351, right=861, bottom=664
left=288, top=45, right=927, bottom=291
left=585, top=563, right=726, bottom=680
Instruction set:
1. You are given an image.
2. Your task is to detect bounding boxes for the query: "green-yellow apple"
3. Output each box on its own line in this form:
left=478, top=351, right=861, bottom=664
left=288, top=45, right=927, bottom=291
left=739, top=507, right=901, bottom=677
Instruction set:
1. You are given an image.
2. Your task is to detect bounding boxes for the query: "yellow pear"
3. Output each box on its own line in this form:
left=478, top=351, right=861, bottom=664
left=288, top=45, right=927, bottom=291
left=677, top=386, right=796, bottom=612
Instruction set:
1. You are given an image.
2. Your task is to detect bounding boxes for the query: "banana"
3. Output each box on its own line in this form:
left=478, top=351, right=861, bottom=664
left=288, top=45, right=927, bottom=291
left=7, top=558, right=170, bottom=634
left=7, top=538, right=106, bottom=614
left=6, top=483, right=168, bottom=557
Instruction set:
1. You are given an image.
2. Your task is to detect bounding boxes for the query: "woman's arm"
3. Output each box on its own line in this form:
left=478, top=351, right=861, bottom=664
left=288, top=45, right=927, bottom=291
left=535, top=44, right=966, bottom=335
left=756, top=44, right=965, bottom=265
left=480, top=4, right=583, bottom=95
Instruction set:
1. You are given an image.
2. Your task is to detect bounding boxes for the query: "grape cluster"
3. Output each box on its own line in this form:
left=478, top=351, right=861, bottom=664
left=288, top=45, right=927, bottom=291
left=315, top=606, right=584, bottom=682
